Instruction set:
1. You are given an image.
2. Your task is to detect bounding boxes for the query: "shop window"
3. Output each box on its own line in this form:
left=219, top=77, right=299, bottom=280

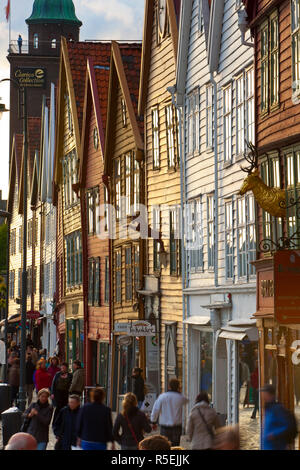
left=51, top=39, right=57, bottom=49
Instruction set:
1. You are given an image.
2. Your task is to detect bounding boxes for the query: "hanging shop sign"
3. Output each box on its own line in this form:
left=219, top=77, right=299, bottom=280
left=274, top=250, right=300, bottom=324
left=128, top=321, right=156, bottom=337
left=27, top=310, right=41, bottom=320
left=116, top=335, right=132, bottom=347
left=14, top=67, right=46, bottom=88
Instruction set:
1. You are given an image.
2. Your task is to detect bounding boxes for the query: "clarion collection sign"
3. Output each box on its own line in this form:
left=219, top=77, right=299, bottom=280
left=14, top=67, right=46, bottom=88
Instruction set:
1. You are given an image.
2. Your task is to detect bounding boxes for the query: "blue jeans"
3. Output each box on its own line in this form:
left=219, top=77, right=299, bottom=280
left=37, top=442, right=47, bottom=450
left=81, top=440, right=107, bottom=450
left=138, top=401, right=143, bottom=409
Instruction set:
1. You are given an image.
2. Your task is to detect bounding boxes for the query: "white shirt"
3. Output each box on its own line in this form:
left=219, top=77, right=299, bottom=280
left=151, top=391, right=189, bottom=427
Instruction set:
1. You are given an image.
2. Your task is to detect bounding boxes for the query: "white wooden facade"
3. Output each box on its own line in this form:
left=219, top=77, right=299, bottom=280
left=177, top=0, right=257, bottom=424
left=39, top=84, right=57, bottom=356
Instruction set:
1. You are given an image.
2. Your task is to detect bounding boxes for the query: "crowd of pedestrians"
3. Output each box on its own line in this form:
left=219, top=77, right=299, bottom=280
left=4, top=338, right=299, bottom=451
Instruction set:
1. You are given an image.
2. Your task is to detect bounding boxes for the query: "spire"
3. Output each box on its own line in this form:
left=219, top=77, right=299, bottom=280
left=26, top=0, right=82, bottom=26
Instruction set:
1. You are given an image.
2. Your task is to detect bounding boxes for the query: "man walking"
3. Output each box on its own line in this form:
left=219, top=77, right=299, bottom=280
left=261, top=384, right=297, bottom=450
left=151, top=378, right=188, bottom=447
left=132, top=367, right=145, bottom=408
left=53, top=394, right=81, bottom=450
left=51, top=362, right=72, bottom=424
left=69, top=360, right=85, bottom=397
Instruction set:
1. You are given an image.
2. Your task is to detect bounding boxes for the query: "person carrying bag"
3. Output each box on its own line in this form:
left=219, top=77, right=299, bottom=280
left=187, top=392, right=220, bottom=450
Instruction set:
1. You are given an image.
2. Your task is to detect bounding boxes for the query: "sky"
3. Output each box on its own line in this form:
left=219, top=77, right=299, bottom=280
left=0, top=0, right=145, bottom=200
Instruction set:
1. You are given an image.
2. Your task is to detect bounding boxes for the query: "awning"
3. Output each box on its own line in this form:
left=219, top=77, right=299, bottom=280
left=183, top=316, right=211, bottom=326
left=219, top=331, right=247, bottom=341
left=0, top=313, right=21, bottom=326
left=219, top=326, right=258, bottom=342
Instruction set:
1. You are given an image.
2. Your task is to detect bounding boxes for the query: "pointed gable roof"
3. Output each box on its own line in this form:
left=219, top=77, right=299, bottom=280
left=7, top=134, right=23, bottom=215
left=79, top=56, right=111, bottom=187
left=138, top=0, right=181, bottom=116
left=208, top=0, right=225, bottom=73
left=104, top=41, right=143, bottom=176
left=54, top=38, right=111, bottom=185
left=18, top=117, right=41, bottom=213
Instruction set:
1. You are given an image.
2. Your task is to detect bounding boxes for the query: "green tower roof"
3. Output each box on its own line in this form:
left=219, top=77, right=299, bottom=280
left=26, top=0, right=82, bottom=26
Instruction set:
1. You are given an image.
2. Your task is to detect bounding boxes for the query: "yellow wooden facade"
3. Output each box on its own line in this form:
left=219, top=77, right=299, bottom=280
left=54, top=38, right=84, bottom=363
left=139, top=0, right=183, bottom=391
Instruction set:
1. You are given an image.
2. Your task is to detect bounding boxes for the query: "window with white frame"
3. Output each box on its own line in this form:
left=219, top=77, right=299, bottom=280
left=115, top=158, right=121, bottom=220
left=152, top=107, right=160, bottom=169
left=62, top=150, right=78, bottom=208
left=133, top=159, right=140, bottom=213
left=237, top=196, right=256, bottom=278
left=66, top=231, right=82, bottom=288
left=246, top=68, right=255, bottom=144
left=284, top=148, right=300, bottom=241
left=166, top=104, right=176, bottom=168
left=206, top=84, right=214, bottom=149
left=121, top=98, right=127, bottom=127
left=9, top=270, right=15, bottom=299
left=125, top=246, right=133, bottom=301
left=261, top=156, right=282, bottom=243
left=187, top=89, right=200, bottom=156
left=65, top=94, right=73, bottom=134
left=225, top=200, right=234, bottom=279
left=223, top=85, right=232, bottom=161
left=260, top=11, right=279, bottom=113
left=33, top=33, right=38, bottom=49
left=86, top=187, right=99, bottom=235
left=104, top=185, right=109, bottom=232
left=292, top=0, right=300, bottom=94
left=153, top=206, right=161, bottom=272
left=187, top=198, right=203, bottom=271
left=236, top=75, right=245, bottom=155
left=115, top=249, right=122, bottom=303
left=207, top=195, right=215, bottom=270
left=170, top=207, right=180, bottom=276
left=125, top=154, right=132, bottom=216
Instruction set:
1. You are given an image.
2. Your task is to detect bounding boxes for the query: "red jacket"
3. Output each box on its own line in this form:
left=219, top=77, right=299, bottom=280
left=251, top=368, right=259, bottom=390
left=35, top=367, right=52, bottom=391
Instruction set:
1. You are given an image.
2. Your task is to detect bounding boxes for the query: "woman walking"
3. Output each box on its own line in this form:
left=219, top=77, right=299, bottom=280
left=47, top=357, right=60, bottom=382
left=187, top=392, right=220, bottom=450
left=113, top=393, right=152, bottom=450
left=23, top=388, right=53, bottom=450
left=76, top=387, right=114, bottom=450
left=35, top=359, right=52, bottom=392
left=51, top=362, right=73, bottom=424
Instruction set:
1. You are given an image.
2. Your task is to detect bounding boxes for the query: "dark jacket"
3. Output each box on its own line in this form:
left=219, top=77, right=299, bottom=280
left=262, top=402, right=290, bottom=450
left=8, top=364, right=20, bottom=387
left=77, top=402, right=113, bottom=444
left=113, top=408, right=152, bottom=447
left=53, top=405, right=80, bottom=450
left=24, top=401, right=53, bottom=444
left=25, top=360, right=35, bottom=385
left=132, top=375, right=145, bottom=402
left=51, top=371, right=73, bottom=407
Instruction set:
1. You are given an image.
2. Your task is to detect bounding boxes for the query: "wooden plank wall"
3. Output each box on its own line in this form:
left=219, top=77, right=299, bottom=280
left=256, top=0, right=299, bottom=148
left=145, top=1, right=183, bottom=391
left=84, top=95, right=110, bottom=341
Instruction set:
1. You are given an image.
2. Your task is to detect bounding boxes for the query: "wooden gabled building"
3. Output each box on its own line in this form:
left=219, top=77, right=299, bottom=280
left=138, top=0, right=182, bottom=395
left=104, top=41, right=143, bottom=410
left=54, top=38, right=111, bottom=367
left=243, top=0, right=300, bottom=438
left=78, top=55, right=111, bottom=391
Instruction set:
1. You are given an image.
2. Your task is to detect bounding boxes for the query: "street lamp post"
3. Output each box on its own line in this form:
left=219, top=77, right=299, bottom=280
left=0, top=79, right=28, bottom=412
left=0, top=209, right=11, bottom=383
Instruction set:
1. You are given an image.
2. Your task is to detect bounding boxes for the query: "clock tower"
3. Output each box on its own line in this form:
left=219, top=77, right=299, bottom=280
left=8, top=0, right=82, bottom=146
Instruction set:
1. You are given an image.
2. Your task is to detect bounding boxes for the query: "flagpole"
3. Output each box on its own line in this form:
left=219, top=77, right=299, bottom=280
left=9, top=0, right=11, bottom=52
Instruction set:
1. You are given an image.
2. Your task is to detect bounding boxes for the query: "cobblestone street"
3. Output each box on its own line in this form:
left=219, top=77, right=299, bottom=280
left=0, top=402, right=260, bottom=450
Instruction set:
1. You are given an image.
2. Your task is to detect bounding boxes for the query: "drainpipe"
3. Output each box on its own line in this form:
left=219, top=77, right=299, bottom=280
left=167, top=85, right=187, bottom=426
left=237, top=9, right=254, bottom=48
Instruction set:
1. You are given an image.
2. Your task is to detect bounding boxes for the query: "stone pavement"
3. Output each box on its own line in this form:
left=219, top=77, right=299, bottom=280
left=0, top=402, right=260, bottom=450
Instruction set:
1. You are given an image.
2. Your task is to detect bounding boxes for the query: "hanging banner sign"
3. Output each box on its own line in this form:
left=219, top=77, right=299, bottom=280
left=128, top=321, right=156, bottom=337
left=14, top=67, right=46, bottom=88
left=274, top=250, right=300, bottom=324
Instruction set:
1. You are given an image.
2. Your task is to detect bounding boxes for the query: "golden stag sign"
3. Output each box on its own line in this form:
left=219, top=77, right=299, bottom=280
left=238, top=143, right=286, bottom=218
